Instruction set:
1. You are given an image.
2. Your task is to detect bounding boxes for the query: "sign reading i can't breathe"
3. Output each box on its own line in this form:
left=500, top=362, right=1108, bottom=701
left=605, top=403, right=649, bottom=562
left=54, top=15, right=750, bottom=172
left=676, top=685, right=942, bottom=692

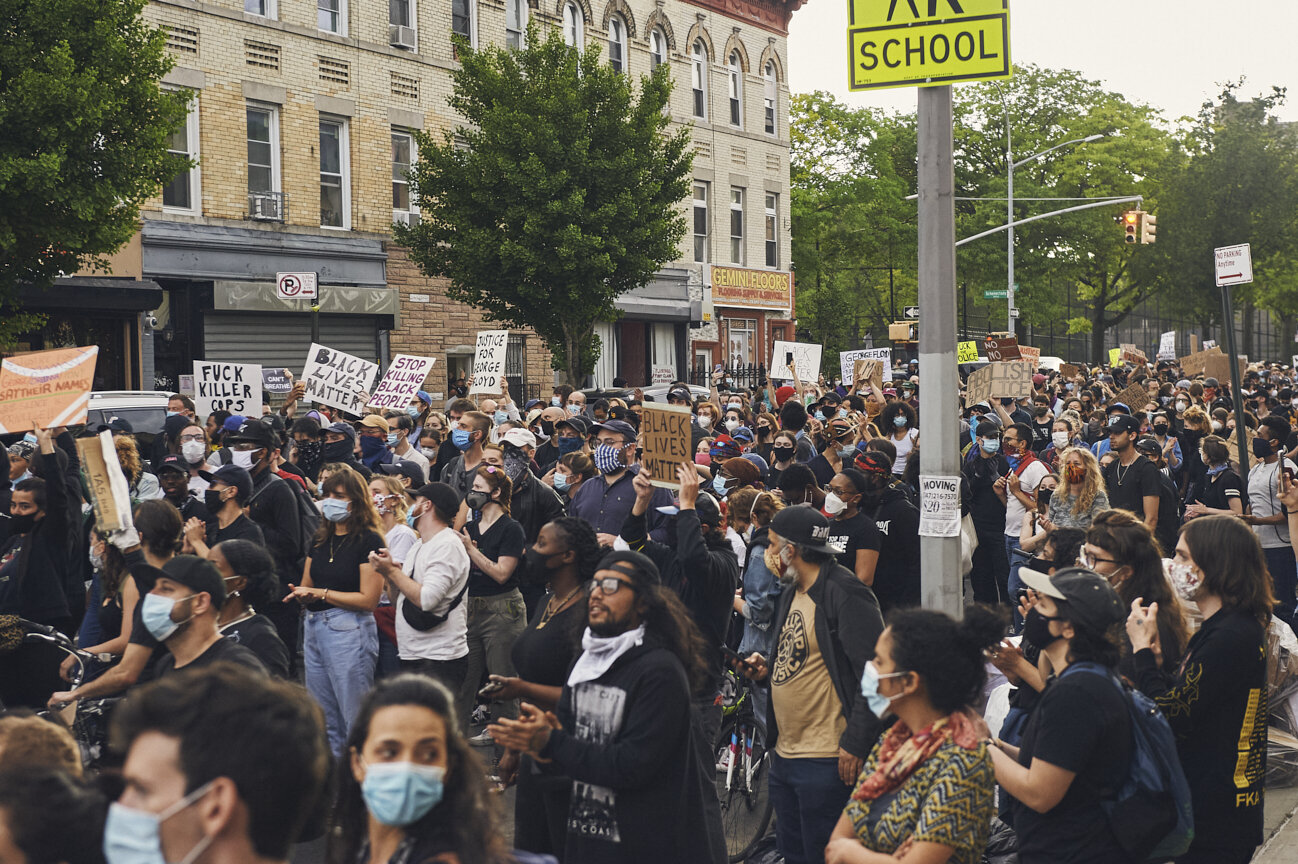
left=848, top=0, right=1012, bottom=92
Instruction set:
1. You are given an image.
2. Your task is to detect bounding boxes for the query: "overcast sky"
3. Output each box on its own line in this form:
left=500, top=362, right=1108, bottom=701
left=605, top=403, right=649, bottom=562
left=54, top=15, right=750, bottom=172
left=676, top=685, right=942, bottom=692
left=788, top=1, right=1298, bottom=122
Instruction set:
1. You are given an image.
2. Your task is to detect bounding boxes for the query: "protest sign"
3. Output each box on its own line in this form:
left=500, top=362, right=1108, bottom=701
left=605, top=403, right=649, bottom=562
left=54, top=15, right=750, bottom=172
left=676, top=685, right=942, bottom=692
left=368, top=354, right=436, bottom=412
left=301, top=343, right=379, bottom=416
left=840, top=348, right=891, bottom=385
left=262, top=368, right=294, bottom=395
left=1158, top=331, right=1176, bottom=361
left=193, top=362, right=262, bottom=417
left=1113, top=381, right=1152, bottom=412
left=853, top=358, right=885, bottom=393
left=76, top=431, right=133, bottom=533
left=0, top=346, right=99, bottom=434
left=1120, top=347, right=1148, bottom=366
left=918, top=475, right=961, bottom=538
left=1292, top=354, right=1298, bottom=370
left=469, top=331, right=509, bottom=394
left=1108, top=348, right=1122, bottom=368
left=1179, top=346, right=1223, bottom=377
left=1202, top=340, right=1217, bottom=350
left=863, top=400, right=884, bottom=419
left=651, top=365, right=675, bottom=385
left=1060, top=363, right=1080, bottom=380
left=984, top=336, right=1021, bottom=362
left=639, top=403, right=692, bottom=490
left=965, top=361, right=1034, bottom=404
left=770, top=341, right=823, bottom=382
left=1202, top=353, right=1245, bottom=384
left=1018, top=345, right=1041, bottom=365
left=957, top=341, right=980, bottom=363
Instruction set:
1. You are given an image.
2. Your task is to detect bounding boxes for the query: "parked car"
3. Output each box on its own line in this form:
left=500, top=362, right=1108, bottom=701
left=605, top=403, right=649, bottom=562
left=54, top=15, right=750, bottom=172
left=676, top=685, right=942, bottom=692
left=84, top=391, right=172, bottom=444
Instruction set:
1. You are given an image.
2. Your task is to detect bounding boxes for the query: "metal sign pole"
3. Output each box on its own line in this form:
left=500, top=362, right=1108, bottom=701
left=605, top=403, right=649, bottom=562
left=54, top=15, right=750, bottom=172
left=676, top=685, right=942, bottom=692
left=1220, top=283, right=1250, bottom=488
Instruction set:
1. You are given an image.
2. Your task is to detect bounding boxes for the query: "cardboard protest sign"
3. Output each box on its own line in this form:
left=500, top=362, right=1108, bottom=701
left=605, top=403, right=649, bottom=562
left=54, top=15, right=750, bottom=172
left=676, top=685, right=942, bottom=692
left=1179, top=346, right=1223, bottom=377
left=301, top=343, right=379, bottom=416
left=639, top=403, right=692, bottom=490
left=1060, top=363, right=1080, bottom=380
left=984, top=336, right=1021, bottom=362
left=193, top=362, right=262, bottom=417
left=863, top=400, right=884, bottom=419
left=957, top=341, right=980, bottom=363
left=368, top=354, right=436, bottom=412
left=965, top=361, right=1034, bottom=404
left=1202, top=353, right=1245, bottom=384
left=1113, top=381, right=1152, bottom=412
left=1202, top=340, right=1217, bottom=350
left=469, top=330, right=509, bottom=395
left=76, top=431, right=133, bottom=533
left=1019, top=345, right=1041, bottom=365
left=1158, top=331, right=1176, bottom=361
left=853, top=358, right=885, bottom=393
left=262, top=368, right=294, bottom=395
left=1120, top=347, right=1148, bottom=366
left=0, top=346, right=98, bottom=433
left=840, top=348, right=891, bottom=385
left=770, top=341, right=823, bottom=382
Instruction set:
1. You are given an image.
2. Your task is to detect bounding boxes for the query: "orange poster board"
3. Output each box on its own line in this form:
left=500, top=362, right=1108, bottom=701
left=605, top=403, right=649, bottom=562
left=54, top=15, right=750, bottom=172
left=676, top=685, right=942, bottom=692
left=0, top=346, right=99, bottom=433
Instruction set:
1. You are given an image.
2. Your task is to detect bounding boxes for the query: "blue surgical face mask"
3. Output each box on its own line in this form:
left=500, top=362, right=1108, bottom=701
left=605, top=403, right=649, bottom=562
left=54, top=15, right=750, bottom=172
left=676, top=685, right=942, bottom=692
left=712, top=473, right=729, bottom=497
left=406, top=405, right=421, bottom=418
left=551, top=396, right=562, bottom=407
left=22, top=432, right=37, bottom=446
left=103, top=780, right=216, bottom=864
left=553, top=471, right=570, bottom=491
left=860, top=661, right=907, bottom=718
left=838, top=445, right=856, bottom=460
left=141, top=592, right=194, bottom=642
left=320, top=498, right=351, bottom=523
left=387, top=432, right=399, bottom=448
left=893, top=415, right=907, bottom=428
left=166, top=411, right=180, bottom=418
left=493, top=409, right=509, bottom=426
left=361, top=762, right=446, bottom=826
left=451, top=428, right=473, bottom=451
left=567, top=404, right=581, bottom=416
left=814, top=410, right=826, bottom=422
left=981, top=438, right=1001, bottom=454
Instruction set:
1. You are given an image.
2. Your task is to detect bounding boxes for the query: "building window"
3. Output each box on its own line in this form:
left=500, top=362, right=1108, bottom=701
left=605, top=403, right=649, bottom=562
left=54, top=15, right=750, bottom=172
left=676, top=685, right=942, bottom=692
left=693, top=181, right=709, bottom=263
left=319, top=118, right=349, bottom=229
left=246, top=104, right=278, bottom=193
left=728, top=51, right=743, bottom=127
left=608, top=16, right=626, bottom=72
left=392, top=130, right=418, bottom=225
left=765, top=192, right=778, bottom=268
left=451, top=0, right=475, bottom=45
left=390, top=0, right=411, bottom=27
left=729, top=188, right=744, bottom=265
left=245, top=0, right=275, bottom=18
left=764, top=61, right=777, bottom=135
left=318, top=0, right=344, bottom=33
left=725, top=318, right=757, bottom=366
left=649, top=28, right=667, bottom=70
left=162, top=92, right=200, bottom=213
left=691, top=40, right=707, bottom=119
left=562, top=2, right=583, bottom=47
left=505, top=0, right=525, bottom=49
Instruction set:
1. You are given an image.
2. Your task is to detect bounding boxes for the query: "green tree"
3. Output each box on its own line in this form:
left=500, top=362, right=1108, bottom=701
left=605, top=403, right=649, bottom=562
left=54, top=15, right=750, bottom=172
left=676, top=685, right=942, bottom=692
left=0, top=0, right=191, bottom=346
left=397, top=27, right=692, bottom=385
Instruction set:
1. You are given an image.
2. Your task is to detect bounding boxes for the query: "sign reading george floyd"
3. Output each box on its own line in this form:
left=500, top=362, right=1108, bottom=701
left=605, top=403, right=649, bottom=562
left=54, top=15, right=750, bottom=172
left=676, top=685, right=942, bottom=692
left=640, top=403, right=693, bottom=490
left=369, top=354, right=436, bottom=412
left=194, top=361, right=262, bottom=417
left=0, top=346, right=98, bottom=434
left=847, top=0, right=1011, bottom=92
left=469, top=330, right=509, bottom=395
left=840, top=348, right=892, bottom=386
left=301, top=343, right=379, bottom=416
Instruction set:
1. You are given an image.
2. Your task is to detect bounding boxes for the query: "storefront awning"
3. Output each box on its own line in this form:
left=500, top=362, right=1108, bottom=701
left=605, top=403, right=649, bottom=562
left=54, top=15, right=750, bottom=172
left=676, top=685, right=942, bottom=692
left=19, top=277, right=164, bottom=312
left=614, top=268, right=700, bottom=322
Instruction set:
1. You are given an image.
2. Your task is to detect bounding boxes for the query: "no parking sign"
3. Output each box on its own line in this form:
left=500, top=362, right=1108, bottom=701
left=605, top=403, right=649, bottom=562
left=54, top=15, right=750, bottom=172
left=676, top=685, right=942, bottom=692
left=276, top=271, right=318, bottom=300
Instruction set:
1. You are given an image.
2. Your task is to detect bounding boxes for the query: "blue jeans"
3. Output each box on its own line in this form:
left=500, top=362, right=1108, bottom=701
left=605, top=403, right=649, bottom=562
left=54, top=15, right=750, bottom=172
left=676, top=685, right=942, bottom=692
left=1262, top=546, right=1297, bottom=625
left=769, top=754, right=851, bottom=864
left=304, top=607, right=378, bottom=754
left=1005, top=534, right=1030, bottom=630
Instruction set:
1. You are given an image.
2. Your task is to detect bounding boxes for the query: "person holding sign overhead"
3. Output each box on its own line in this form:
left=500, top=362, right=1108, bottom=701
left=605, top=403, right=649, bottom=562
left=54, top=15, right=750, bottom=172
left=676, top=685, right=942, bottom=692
left=569, top=419, right=672, bottom=547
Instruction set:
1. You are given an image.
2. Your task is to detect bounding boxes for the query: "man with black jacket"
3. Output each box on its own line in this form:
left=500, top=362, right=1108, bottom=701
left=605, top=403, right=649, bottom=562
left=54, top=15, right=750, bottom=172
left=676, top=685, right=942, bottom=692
left=853, top=450, right=921, bottom=610
left=498, top=429, right=565, bottom=613
left=739, top=506, right=884, bottom=864
left=962, top=421, right=1012, bottom=604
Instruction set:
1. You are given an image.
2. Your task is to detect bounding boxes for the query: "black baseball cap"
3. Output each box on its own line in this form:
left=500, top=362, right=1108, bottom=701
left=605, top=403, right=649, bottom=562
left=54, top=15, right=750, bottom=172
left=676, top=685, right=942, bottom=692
left=198, top=464, right=253, bottom=502
left=226, top=419, right=276, bottom=449
left=325, top=421, right=358, bottom=441
left=380, top=459, right=426, bottom=486
left=595, top=550, right=662, bottom=587
left=159, top=555, right=226, bottom=608
left=590, top=420, right=636, bottom=442
left=667, top=386, right=692, bottom=403
left=410, top=482, right=461, bottom=520
left=694, top=491, right=722, bottom=527
left=1019, top=566, right=1125, bottom=634
left=1107, top=414, right=1142, bottom=436
left=1134, top=436, right=1161, bottom=457
left=556, top=416, right=589, bottom=437
left=769, top=505, right=838, bottom=556
left=156, top=454, right=189, bottom=475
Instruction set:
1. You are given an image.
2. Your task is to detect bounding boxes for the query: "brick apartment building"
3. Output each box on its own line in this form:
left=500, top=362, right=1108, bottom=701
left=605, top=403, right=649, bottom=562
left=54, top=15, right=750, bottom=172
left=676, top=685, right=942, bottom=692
left=28, top=0, right=801, bottom=399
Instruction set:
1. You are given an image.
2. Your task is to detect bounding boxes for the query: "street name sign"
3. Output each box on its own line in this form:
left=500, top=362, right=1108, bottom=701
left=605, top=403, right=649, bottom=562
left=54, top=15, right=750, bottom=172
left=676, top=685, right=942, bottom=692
left=1214, top=244, right=1253, bottom=287
left=848, top=0, right=1011, bottom=92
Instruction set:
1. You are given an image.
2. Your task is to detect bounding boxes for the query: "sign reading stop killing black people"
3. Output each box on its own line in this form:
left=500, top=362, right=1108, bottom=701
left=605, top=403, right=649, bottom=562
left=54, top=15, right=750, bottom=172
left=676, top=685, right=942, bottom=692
left=847, top=0, right=1011, bottom=92
left=301, top=343, right=379, bottom=416
left=193, top=362, right=263, bottom=417
left=368, top=354, right=437, bottom=412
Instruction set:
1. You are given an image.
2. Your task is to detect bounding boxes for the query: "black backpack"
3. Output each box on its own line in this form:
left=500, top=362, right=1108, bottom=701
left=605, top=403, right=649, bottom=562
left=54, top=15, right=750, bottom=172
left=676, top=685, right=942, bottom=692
left=248, top=474, right=321, bottom=568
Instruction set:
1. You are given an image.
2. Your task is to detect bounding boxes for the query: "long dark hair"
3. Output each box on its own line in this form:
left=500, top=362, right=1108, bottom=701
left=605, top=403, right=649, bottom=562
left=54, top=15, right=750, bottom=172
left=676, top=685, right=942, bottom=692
left=214, top=539, right=279, bottom=610
left=134, top=499, right=182, bottom=558
left=1183, top=514, right=1276, bottom=627
left=641, top=584, right=710, bottom=696
left=887, top=605, right=1006, bottom=715
left=331, top=676, right=505, bottom=864
left=315, top=467, right=384, bottom=546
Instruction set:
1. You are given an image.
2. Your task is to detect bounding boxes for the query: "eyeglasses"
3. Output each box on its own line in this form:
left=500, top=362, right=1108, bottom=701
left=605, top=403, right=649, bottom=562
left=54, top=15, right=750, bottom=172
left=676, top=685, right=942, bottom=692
left=595, top=438, right=625, bottom=448
left=230, top=442, right=263, bottom=452
left=178, top=434, right=205, bottom=443
left=1078, top=551, right=1118, bottom=568
left=589, top=576, right=635, bottom=595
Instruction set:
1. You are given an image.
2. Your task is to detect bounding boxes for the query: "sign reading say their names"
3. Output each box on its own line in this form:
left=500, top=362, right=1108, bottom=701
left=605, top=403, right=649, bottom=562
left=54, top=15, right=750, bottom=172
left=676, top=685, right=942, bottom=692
left=302, top=343, right=379, bottom=416
left=770, top=341, right=823, bottom=382
left=194, top=362, right=262, bottom=417
left=639, top=403, right=693, bottom=490
left=469, top=331, right=509, bottom=395
left=965, top=361, right=1033, bottom=405
left=0, top=346, right=98, bottom=434
left=848, top=0, right=1011, bottom=92
left=369, top=355, right=436, bottom=412
left=840, top=348, right=892, bottom=385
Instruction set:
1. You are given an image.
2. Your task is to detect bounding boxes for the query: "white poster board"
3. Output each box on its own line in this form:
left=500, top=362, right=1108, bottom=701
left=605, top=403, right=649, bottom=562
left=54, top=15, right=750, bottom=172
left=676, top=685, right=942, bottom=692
left=193, top=361, right=262, bottom=418
left=651, top=365, right=675, bottom=385
left=469, top=330, right=509, bottom=395
left=368, top=355, right=436, bottom=412
left=301, top=343, right=379, bottom=416
left=918, top=475, right=962, bottom=538
left=1157, top=331, right=1176, bottom=361
left=769, top=341, right=823, bottom=382
left=840, top=348, right=892, bottom=386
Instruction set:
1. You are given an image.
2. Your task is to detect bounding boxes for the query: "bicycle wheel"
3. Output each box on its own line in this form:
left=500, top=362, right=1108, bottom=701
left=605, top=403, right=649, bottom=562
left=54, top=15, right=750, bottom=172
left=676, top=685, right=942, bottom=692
left=715, top=713, right=773, bottom=862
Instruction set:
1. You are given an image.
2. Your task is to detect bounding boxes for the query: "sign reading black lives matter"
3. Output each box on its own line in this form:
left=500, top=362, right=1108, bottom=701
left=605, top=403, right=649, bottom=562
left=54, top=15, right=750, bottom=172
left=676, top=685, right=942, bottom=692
left=847, top=0, right=1011, bottom=92
left=193, top=361, right=262, bottom=417
left=301, top=343, right=379, bottom=416
left=640, top=403, right=693, bottom=490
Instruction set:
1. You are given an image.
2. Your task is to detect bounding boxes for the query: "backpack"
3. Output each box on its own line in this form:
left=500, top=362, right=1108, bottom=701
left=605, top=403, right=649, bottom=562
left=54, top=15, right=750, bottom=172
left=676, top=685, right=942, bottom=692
left=248, top=475, right=321, bottom=568
left=1066, top=662, right=1194, bottom=861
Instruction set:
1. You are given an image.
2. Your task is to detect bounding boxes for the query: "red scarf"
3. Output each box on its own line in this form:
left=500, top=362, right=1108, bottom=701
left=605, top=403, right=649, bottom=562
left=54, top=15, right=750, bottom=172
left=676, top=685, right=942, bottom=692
left=852, top=711, right=981, bottom=802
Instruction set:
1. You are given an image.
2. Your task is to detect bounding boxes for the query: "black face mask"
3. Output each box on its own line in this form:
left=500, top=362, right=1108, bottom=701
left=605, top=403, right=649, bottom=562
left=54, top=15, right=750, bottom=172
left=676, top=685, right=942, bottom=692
left=204, top=489, right=227, bottom=512
left=1022, top=607, right=1062, bottom=649
left=294, top=440, right=322, bottom=467
left=538, top=419, right=556, bottom=438
left=521, top=547, right=561, bottom=586
left=772, top=445, right=795, bottom=463
left=7, top=513, right=37, bottom=534
left=1153, top=424, right=1169, bottom=435
left=465, top=490, right=491, bottom=511
left=322, top=439, right=352, bottom=462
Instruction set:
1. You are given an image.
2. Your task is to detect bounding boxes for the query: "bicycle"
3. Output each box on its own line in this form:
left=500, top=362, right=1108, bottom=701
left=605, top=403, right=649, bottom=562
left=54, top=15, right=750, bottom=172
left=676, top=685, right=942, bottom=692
left=714, top=667, right=773, bottom=862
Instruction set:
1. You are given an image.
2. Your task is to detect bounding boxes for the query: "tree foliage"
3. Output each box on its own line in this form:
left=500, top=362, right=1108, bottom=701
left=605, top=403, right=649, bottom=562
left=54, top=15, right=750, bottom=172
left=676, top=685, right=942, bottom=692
left=397, top=27, right=693, bottom=385
left=0, top=0, right=191, bottom=346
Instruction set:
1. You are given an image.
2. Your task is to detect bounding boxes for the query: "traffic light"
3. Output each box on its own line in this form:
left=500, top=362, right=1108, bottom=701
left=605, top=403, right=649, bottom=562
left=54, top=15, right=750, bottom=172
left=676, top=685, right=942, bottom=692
left=1141, top=212, right=1156, bottom=244
left=1122, top=210, right=1140, bottom=244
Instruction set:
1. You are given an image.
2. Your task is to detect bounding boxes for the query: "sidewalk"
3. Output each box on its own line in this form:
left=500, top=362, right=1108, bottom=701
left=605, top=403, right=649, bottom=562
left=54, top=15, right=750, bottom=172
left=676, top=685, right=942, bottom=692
left=1254, top=783, right=1298, bottom=862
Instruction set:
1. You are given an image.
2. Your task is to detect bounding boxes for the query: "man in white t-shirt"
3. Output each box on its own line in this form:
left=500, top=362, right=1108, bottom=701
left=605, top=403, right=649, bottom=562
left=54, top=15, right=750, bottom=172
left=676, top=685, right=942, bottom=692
left=1245, top=416, right=1298, bottom=621
left=369, top=482, right=470, bottom=693
left=1001, top=423, right=1050, bottom=627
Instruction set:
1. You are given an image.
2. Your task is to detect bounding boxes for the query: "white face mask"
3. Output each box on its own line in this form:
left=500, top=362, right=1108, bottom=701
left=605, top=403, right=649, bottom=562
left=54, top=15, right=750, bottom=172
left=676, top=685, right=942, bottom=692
left=1168, top=559, right=1203, bottom=602
left=1176, top=401, right=1188, bottom=411
left=180, top=440, right=205, bottom=464
left=823, top=491, right=847, bottom=516
left=724, top=419, right=740, bottom=433
left=1211, top=421, right=1223, bottom=433
left=230, top=449, right=257, bottom=470
left=697, top=414, right=713, bottom=429
left=1051, top=431, right=1070, bottom=449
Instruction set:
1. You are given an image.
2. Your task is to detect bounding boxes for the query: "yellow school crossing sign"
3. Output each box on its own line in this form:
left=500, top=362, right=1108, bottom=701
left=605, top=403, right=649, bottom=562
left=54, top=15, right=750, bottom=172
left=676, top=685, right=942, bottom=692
left=848, top=0, right=1011, bottom=91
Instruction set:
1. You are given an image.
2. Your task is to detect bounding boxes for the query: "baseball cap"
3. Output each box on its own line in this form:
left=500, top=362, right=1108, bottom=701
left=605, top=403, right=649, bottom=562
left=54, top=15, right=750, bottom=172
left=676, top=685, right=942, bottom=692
left=357, top=414, right=391, bottom=434
left=415, top=390, right=433, bottom=406
left=667, top=386, right=692, bottom=404
left=1032, top=373, right=1047, bottom=386
left=730, top=425, right=754, bottom=444
left=93, top=417, right=134, bottom=434
left=1107, top=414, right=1142, bottom=436
left=1204, top=377, right=1220, bottom=388
left=198, top=464, right=253, bottom=502
left=1134, top=436, right=1161, bottom=457
left=595, top=550, right=662, bottom=587
left=7, top=441, right=35, bottom=461
left=380, top=459, right=426, bottom=486
left=226, top=419, right=276, bottom=449
left=694, top=491, right=723, bottom=526
left=556, top=415, right=589, bottom=437
left=1019, top=566, right=1125, bottom=634
left=500, top=428, right=538, bottom=450
left=410, top=482, right=461, bottom=520
left=221, top=415, right=246, bottom=434
left=325, top=421, right=358, bottom=441
left=769, top=506, right=838, bottom=556
left=590, top=420, right=636, bottom=442
left=775, top=385, right=796, bottom=406
left=156, top=454, right=189, bottom=475
left=159, top=555, right=227, bottom=608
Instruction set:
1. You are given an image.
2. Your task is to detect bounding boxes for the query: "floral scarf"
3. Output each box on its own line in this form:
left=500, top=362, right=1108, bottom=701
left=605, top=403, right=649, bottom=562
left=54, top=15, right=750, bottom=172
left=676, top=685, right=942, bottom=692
left=852, top=711, right=981, bottom=802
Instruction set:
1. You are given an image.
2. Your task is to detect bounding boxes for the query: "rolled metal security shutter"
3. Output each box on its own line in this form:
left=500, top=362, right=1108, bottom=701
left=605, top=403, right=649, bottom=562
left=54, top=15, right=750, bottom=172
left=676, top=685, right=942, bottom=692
left=202, top=313, right=380, bottom=372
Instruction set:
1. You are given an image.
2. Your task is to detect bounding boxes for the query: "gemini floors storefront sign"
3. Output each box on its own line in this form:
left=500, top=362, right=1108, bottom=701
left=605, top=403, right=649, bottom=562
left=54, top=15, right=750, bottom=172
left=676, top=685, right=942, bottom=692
left=709, top=265, right=794, bottom=312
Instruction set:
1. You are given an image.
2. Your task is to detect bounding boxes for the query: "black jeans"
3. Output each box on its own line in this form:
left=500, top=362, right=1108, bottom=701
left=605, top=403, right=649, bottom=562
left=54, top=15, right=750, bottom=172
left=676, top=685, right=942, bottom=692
left=970, top=528, right=1010, bottom=605
left=399, top=656, right=469, bottom=696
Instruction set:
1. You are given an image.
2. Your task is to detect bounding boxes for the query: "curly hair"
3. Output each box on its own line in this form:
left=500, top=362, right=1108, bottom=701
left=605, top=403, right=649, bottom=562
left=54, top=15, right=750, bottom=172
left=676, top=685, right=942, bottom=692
left=887, top=605, right=1007, bottom=714
left=879, top=400, right=916, bottom=433
left=114, top=434, right=143, bottom=483
left=1055, top=446, right=1103, bottom=518
left=548, top=516, right=603, bottom=584
left=213, top=539, right=280, bottom=611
